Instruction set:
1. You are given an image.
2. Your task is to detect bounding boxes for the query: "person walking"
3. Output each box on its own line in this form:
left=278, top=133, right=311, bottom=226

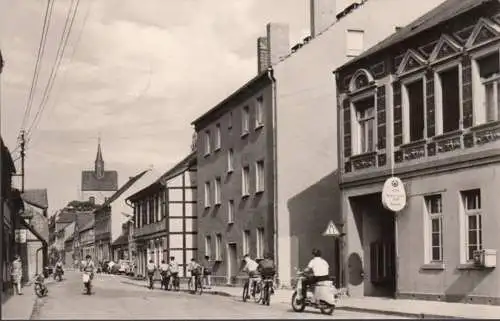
left=10, top=255, right=23, bottom=295
left=202, top=255, right=212, bottom=289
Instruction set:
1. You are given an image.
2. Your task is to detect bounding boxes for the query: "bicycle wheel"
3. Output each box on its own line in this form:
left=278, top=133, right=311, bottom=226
left=264, top=282, right=271, bottom=305
left=253, top=281, right=262, bottom=303
left=242, top=281, right=249, bottom=302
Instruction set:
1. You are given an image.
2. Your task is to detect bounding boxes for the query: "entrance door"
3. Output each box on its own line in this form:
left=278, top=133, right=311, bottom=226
left=227, top=243, right=237, bottom=285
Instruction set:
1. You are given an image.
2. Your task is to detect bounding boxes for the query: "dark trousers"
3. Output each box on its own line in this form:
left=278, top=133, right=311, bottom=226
left=302, top=275, right=329, bottom=299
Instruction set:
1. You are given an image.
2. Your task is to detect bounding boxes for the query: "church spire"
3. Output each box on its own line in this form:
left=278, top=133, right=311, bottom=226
left=95, top=135, right=105, bottom=178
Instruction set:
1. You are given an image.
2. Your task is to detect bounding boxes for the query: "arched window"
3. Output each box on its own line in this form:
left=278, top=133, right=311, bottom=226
left=349, top=69, right=375, bottom=92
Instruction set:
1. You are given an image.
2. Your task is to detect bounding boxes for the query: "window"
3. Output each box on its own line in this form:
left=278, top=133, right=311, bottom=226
left=242, top=106, right=250, bottom=135
left=425, top=195, right=443, bottom=262
left=437, top=67, right=460, bottom=133
left=255, top=96, right=264, bottom=128
left=227, top=200, right=234, bottom=224
left=346, top=29, right=364, bottom=57
left=204, top=182, right=210, bottom=208
left=89, top=196, right=95, bottom=204
left=462, top=189, right=482, bottom=262
left=474, top=52, right=500, bottom=124
left=243, top=230, right=250, bottom=255
left=354, top=97, right=375, bottom=154
left=255, top=160, right=265, bottom=193
left=214, top=124, right=221, bottom=151
left=205, top=235, right=212, bottom=259
left=228, top=111, right=233, bottom=129
left=227, top=148, right=234, bottom=173
left=256, top=228, right=264, bottom=259
left=403, top=79, right=425, bottom=142
left=241, top=166, right=250, bottom=196
left=204, top=130, right=211, bottom=155
left=214, top=177, right=221, bottom=205
left=215, top=233, right=222, bottom=261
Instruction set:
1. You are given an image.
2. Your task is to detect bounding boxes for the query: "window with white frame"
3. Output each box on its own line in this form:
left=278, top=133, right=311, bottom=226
left=346, top=29, right=364, bottom=57
left=242, top=106, right=250, bottom=135
left=403, top=78, right=426, bottom=142
left=241, top=166, right=250, bottom=196
left=243, top=230, right=250, bottom=255
left=204, top=130, right=211, bottom=155
left=227, top=148, right=234, bottom=173
left=255, top=96, right=264, bottom=128
left=214, top=177, right=221, bottom=205
left=205, top=235, right=212, bottom=259
left=256, top=228, right=264, bottom=259
left=473, top=51, right=500, bottom=124
left=353, top=97, right=376, bottom=154
left=204, top=181, right=211, bottom=208
left=425, top=194, right=443, bottom=262
left=227, top=200, right=234, bottom=224
left=215, top=233, right=222, bottom=261
left=461, top=189, right=482, bottom=262
left=255, top=160, right=265, bottom=193
left=214, top=124, right=221, bottom=151
left=436, top=66, right=461, bottom=134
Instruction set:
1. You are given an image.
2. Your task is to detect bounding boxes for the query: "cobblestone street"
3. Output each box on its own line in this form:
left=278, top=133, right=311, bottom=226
left=30, top=271, right=402, bottom=319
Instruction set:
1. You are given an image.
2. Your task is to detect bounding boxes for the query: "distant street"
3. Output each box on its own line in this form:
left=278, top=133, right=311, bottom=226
left=31, top=271, right=403, bottom=319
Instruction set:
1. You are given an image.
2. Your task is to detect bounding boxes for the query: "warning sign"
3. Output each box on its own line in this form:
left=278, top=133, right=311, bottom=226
left=323, top=220, right=340, bottom=237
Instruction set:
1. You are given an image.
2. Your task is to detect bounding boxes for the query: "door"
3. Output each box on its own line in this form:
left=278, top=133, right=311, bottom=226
left=227, top=243, right=237, bottom=285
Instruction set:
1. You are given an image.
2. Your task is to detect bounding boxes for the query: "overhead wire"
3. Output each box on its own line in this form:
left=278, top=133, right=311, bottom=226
left=26, top=0, right=81, bottom=145
left=20, top=0, right=55, bottom=131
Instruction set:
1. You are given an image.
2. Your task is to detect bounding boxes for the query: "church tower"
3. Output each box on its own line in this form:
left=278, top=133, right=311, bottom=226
left=95, top=137, right=105, bottom=179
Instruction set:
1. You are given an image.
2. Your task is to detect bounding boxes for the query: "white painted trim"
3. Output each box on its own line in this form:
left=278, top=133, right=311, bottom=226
left=401, top=73, right=427, bottom=144
left=429, top=34, right=463, bottom=63
left=396, top=49, right=427, bottom=76
left=465, top=17, right=500, bottom=49
left=433, top=61, right=463, bottom=135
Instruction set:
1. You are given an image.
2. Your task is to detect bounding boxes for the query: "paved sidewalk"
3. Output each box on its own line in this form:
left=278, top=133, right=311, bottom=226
left=1, top=276, right=56, bottom=320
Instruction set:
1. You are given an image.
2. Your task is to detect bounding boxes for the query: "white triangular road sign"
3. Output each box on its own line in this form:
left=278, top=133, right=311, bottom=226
left=323, top=220, right=340, bottom=237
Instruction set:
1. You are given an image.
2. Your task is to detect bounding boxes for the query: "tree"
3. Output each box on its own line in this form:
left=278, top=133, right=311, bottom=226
left=65, top=200, right=100, bottom=212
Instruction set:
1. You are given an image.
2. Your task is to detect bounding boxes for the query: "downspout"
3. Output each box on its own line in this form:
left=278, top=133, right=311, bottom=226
left=266, top=67, right=279, bottom=286
left=36, top=246, right=43, bottom=275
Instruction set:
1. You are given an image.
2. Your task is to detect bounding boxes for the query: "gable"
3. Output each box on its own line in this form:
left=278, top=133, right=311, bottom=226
left=466, top=17, right=500, bottom=48
left=429, top=34, right=462, bottom=62
left=396, top=49, right=427, bottom=75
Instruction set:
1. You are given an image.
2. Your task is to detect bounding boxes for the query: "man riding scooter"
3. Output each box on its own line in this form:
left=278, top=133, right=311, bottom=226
left=300, top=249, right=330, bottom=301
left=54, top=259, right=64, bottom=281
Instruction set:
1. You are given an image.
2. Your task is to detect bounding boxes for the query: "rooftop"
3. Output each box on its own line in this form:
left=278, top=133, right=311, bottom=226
left=22, top=189, right=49, bottom=209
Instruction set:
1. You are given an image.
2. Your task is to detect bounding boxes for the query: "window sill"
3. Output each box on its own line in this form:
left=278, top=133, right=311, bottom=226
left=431, top=129, right=463, bottom=142
left=241, top=194, right=250, bottom=199
left=255, top=189, right=264, bottom=195
left=457, top=263, right=493, bottom=270
left=204, top=205, right=211, bottom=209
left=228, top=221, right=234, bottom=225
left=255, top=124, right=264, bottom=130
left=241, top=131, right=249, bottom=138
left=204, top=152, right=210, bottom=158
left=214, top=202, right=221, bottom=207
left=227, top=169, right=233, bottom=174
left=420, top=263, right=445, bottom=271
left=214, top=147, right=221, bottom=152
left=399, top=138, right=428, bottom=149
left=469, top=120, right=500, bottom=132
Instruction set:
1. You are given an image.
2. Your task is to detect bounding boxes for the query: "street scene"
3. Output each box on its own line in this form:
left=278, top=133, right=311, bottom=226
left=2, top=0, right=500, bottom=319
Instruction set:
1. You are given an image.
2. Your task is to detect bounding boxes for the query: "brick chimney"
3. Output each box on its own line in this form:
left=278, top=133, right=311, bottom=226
left=257, top=37, right=270, bottom=73
left=267, top=23, right=290, bottom=66
left=310, top=0, right=362, bottom=37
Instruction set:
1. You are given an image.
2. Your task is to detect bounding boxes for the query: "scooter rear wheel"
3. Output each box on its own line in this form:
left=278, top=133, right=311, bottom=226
left=291, top=291, right=306, bottom=312
left=320, top=303, right=334, bottom=315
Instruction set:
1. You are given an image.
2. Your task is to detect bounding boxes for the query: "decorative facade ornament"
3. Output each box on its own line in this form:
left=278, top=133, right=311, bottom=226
left=348, top=69, right=375, bottom=92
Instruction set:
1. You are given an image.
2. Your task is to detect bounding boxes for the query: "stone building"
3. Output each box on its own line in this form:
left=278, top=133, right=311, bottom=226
left=335, top=0, right=500, bottom=304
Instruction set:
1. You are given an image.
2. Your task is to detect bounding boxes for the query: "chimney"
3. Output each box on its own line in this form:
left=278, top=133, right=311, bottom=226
left=257, top=37, right=270, bottom=73
left=266, top=23, right=290, bottom=66
left=310, top=0, right=337, bottom=38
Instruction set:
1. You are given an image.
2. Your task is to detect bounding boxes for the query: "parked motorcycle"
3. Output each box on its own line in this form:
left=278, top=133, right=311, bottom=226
left=34, top=273, right=48, bottom=298
left=82, top=272, right=92, bottom=295
left=291, top=269, right=338, bottom=315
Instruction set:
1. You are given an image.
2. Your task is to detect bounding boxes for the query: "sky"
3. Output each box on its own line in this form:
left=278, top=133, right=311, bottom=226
left=0, top=0, right=310, bottom=219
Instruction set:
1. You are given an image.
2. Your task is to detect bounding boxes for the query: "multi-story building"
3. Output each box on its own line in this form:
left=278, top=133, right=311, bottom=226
left=192, top=71, right=274, bottom=285
left=127, top=152, right=196, bottom=278
left=72, top=212, right=94, bottom=261
left=81, top=138, right=118, bottom=205
left=111, top=220, right=132, bottom=261
left=335, top=0, right=500, bottom=304
left=192, top=0, right=445, bottom=287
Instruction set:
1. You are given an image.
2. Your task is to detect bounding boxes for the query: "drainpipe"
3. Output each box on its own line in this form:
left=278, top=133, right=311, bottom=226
left=36, top=246, right=43, bottom=275
left=266, top=67, right=279, bottom=286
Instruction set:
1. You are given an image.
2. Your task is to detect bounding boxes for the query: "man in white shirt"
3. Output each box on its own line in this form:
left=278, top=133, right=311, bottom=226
left=159, top=260, right=169, bottom=289
left=168, top=256, right=180, bottom=290
left=242, top=254, right=259, bottom=299
left=302, top=249, right=330, bottom=300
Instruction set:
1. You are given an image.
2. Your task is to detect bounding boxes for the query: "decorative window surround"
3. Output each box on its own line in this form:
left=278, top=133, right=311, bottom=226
left=396, top=49, right=428, bottom=78
left=428, top=34, right=463, bottom=67
left=465, top=18, right=500, bottom=51
left=434, top=61, right=463, bottom=136
left=401, top=73, right=427, bottom=144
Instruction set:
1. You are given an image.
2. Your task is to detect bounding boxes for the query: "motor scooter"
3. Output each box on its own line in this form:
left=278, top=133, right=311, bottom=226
left=34, top=273, right=48, bottom=297
left=291, top=269, right=338, bottom=315
left=54, top=266, right=63, bottom=281
left=82, top=272, right=92, bottom=295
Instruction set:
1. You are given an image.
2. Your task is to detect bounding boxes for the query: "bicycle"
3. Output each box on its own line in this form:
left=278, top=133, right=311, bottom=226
left=260, top=276, right=274, bottom=306
left=242, top=275, right=262, bottom=303
left=188, top=273, right=203, bottom=295
left=168, top=273, right=180, bottom=291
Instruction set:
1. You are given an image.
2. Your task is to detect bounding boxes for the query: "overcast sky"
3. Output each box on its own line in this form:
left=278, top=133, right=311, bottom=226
left=0, top=0, right=309, bottom=214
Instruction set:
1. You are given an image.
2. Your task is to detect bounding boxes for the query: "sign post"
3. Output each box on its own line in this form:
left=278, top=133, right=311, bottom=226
left=323, top=220, right=343, bottom=287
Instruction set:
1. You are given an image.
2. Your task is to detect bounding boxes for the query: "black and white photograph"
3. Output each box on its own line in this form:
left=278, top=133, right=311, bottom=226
left=1, top=0, right=500, bottom=319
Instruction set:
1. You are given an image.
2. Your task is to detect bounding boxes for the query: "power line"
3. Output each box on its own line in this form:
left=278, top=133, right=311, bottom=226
left=26, top=0, right=81, bottom=144
left=21, top=0, right=55, bottom=131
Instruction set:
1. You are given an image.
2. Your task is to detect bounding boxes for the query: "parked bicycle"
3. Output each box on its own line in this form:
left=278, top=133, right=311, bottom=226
left=188, top=273, right=203, bottom=295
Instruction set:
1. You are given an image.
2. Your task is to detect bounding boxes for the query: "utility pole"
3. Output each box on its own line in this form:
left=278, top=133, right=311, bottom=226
left=20, top=130, right=26, bottom=193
